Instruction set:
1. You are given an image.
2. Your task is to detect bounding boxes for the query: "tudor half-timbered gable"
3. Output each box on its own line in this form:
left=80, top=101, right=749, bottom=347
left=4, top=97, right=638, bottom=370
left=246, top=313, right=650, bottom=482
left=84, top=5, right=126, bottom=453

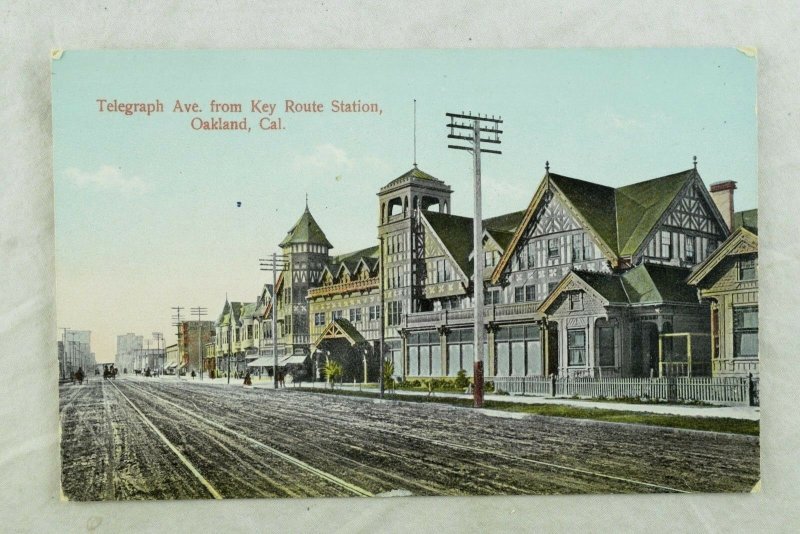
left=502, top=188, right=611, bottom=307
left=633, top=174, right=729, bottom=268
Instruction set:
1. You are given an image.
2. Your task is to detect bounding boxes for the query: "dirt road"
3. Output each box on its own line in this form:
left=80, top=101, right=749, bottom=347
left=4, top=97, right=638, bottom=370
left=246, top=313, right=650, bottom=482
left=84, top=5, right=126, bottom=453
left=59, top=377, right=759, bottom=500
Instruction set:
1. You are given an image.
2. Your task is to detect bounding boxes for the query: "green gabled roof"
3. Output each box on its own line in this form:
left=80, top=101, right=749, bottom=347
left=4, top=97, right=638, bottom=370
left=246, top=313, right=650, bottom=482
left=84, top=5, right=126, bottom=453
left=549, top=173, right=619, bottom=252
left=572, top=271, right=629, bottom=304
left=485, top=210, right=527, bottom=233
left=331, top=245, right=379, bottom=273
left=279, top=206, right=333, bottom=248
left=217, top=300, right=243, bottom=326
left=486, top=228, right=516, bottom=252
left=615, top=170, right=695, bottom=257
left=240, top=302, right=257, bottom=319
left=424, top=211, right=475, bottom=276
left=733, top=208, right=758, bottom=234
left=332, top=318, right=365, bottom=344
left=230, top=301, right=243, bottom=322
left=425, top=209, right=528, bottom=277
left=621, top=264, right=697, bottom=304
left=568, top=264, right=697, bottom=307
left=547, top=169, right=695, bottom=258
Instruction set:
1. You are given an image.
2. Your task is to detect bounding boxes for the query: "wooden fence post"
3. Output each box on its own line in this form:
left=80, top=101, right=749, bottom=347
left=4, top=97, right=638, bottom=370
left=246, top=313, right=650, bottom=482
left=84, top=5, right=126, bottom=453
left=550, top=373, right=556, bottom=397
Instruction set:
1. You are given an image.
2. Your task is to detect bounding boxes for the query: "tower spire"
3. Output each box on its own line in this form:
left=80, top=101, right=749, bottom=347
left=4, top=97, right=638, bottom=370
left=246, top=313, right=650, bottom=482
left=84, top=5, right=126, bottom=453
left=413, top=99, right=417, bottom=168
left=305, top=192, right=309, bottom=210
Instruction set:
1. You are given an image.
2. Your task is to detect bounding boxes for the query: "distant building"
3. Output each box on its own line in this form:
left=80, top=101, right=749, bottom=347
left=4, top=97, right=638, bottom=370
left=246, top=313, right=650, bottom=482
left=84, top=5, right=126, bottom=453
left=62, top=330, right=93, bottom=376
left=179, top=320, right=215, bottom=374
left=116, top=333, right=143, bottom=373
left=164, top=343, right=179, bottom=374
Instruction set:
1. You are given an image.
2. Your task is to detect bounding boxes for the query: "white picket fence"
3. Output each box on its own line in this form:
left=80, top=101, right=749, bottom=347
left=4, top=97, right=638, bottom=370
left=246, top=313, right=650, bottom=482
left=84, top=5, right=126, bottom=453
left=493, top=375, right=757, bottom=406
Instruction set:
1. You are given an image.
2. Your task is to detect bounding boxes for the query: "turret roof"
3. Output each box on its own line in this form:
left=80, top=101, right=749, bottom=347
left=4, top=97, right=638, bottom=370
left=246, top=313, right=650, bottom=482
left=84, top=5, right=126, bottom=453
left=279, top=206, right=333, bottom=248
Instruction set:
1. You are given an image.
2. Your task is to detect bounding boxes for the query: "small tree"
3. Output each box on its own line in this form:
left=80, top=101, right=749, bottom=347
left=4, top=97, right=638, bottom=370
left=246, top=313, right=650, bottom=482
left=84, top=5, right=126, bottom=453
left=382, top=360, right=395, bottom=391
left=454, top=369, right=470, bottom=389
left=324, top=360, right=343, bottom=387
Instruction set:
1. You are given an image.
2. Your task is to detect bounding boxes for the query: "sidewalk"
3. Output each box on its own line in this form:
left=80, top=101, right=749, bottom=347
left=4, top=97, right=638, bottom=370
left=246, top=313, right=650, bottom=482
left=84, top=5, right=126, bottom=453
left=290, top=382, right=760, bottom=421
left=136, top=375, right=760, bottom=421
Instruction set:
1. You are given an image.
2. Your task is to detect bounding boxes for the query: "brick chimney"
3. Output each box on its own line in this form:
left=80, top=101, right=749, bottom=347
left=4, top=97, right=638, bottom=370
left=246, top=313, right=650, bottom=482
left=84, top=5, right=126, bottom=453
left=710, top=180, right=737, bottom=230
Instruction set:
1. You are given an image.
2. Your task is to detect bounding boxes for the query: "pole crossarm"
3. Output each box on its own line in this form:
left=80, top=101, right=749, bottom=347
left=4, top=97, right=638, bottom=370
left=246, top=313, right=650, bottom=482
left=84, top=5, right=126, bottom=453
left=447, top=144, right=502, bottom=155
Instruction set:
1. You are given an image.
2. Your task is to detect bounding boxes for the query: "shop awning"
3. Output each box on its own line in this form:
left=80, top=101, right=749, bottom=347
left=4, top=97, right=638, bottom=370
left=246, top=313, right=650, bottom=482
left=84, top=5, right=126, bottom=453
left=280, top=354, right=308, bottom=366
left=247, top=356, right=274, bottom=367
left=165, top=362, right=177, bottom=369
left=247, top=354, right=308, bottom=367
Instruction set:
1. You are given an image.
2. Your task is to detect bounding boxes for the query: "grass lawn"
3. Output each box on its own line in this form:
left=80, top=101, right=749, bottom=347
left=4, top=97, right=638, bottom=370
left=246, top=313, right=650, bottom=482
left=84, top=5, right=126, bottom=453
left=296, top=387, right=759, bottom=436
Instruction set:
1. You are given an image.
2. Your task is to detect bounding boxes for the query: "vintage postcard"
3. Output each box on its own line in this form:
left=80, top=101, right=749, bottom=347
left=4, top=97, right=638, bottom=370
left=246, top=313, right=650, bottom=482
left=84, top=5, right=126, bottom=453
left=54, top=49, right=759, bottom=501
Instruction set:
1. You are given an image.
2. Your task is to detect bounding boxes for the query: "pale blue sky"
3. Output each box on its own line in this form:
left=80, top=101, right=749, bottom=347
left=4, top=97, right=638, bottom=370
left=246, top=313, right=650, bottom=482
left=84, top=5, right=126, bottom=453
left=52, top=49, right=757, bottom=361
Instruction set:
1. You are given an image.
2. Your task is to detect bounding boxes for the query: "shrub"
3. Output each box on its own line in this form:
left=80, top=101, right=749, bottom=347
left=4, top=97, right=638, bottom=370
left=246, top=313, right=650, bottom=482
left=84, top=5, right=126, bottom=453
left=454, top=369, right=470, bottom=389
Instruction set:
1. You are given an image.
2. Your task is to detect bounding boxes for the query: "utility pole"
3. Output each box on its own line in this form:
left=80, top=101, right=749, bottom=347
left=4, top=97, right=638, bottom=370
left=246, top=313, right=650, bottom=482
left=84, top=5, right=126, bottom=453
left=446, top=111, right=503, bottom=408
left=59, top=327, right=70, bottom=380
left=378, top=235, right=385, bottom=399
left=152, top=332, right=163, bottom=375
left=260, top=253, right=287, bottom=389
left=191, top=307, right=208, bottom=380
left=171, top=306, right=184, bottom=380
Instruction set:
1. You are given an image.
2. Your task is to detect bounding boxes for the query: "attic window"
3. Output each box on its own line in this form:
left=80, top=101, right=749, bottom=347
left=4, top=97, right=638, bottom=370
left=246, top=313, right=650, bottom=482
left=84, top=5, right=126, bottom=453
left=739, top=258, right=757, bottom=281
left=569, top=292, right=583, bottom=311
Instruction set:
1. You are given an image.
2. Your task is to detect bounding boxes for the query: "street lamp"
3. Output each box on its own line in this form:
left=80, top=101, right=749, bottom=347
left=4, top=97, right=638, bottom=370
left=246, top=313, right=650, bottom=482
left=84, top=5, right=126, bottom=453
left=362, top=348, right=369, bottom=385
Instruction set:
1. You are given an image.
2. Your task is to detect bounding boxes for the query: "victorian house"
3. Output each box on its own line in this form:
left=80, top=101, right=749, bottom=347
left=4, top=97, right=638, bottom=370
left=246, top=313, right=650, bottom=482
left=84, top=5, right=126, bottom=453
left=687, top=209, right=758, bottom=377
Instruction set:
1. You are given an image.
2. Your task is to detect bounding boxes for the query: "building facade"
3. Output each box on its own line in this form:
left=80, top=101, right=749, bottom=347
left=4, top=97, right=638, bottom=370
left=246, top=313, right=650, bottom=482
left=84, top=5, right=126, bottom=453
left=240, top=161, right=740, bottom=382
left=687, top=210, right=758, bottom=377
left=179, top=320, right=215, bottom=374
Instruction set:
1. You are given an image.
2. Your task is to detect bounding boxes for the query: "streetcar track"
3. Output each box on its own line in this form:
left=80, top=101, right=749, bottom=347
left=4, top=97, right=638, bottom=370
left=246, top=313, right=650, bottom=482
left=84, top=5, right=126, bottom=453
left=141, top=380, right=689, bottom=494
left=204, top=384, right=690, bottom=493
left=118, top=381, right=373, bottom=498
left=107, top=380, right=223, bottom=499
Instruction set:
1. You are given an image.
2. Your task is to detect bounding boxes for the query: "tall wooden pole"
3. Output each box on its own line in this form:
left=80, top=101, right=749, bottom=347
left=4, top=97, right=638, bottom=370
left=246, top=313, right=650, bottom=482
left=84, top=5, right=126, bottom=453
left=379, top=235, right=385, bottom=399
left=471, top=121, right=485, bottom=408
left=446, top=111, right=502, bottom=409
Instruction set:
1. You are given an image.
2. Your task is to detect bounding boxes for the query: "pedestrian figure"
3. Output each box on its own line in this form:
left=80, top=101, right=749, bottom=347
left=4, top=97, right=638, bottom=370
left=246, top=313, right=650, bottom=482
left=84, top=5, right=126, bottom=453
left=75, top=367, right=84, bottom=385
left=191, top=370, right=196, bottom=379
left=243, top=371, right=252, bottom=387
